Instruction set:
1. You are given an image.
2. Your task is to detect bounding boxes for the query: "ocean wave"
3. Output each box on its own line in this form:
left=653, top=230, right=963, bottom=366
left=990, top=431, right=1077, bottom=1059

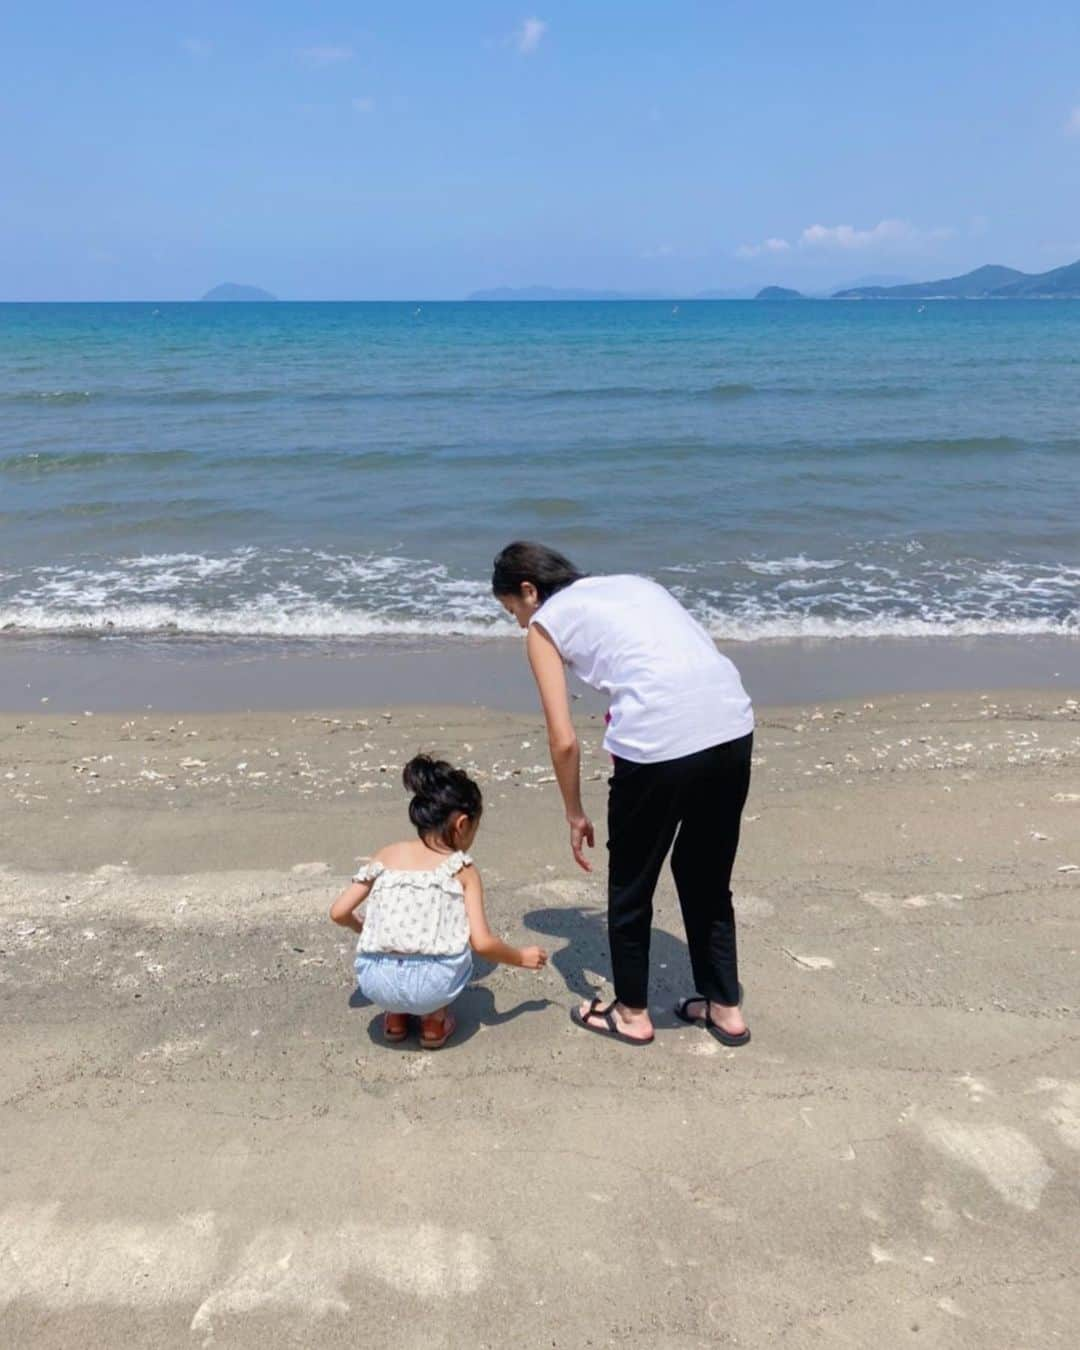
left=0, top=390, right=94, bottom=405
left=696, top=612, right=1079, bottom=640
left=0, top=381, right=765, bottom=411
left=0, top=550, right=504, bottom=639
left=148, top=388, right=283, bottom=405
left=880, top=434, right=1025, bottom=455
left=3, top=605, right=1075, bottom=643
left=831, top=383, right=928, bottom=400
left=2, top=548, right=1077, bottom=644
left=705, top=383, right=755, bottom=399
left=0, top=604, right=501, bottom=639
left=0, top=449, right=198, bottom=477
left=505, top=496, right=582, bottom=518
left=0, top=445, right=414, bottom=479
left=43, top=499, right=264, bottom=525
left=743, top=555, right=845, bottom=576
left=1, top=382, right=694, bottom=409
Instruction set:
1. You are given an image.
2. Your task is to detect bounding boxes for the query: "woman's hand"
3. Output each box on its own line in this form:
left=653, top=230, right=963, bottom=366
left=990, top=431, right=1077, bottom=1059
left=519, top=945, right=549, bottom=969
left=569, top=814, right=595, bottom=872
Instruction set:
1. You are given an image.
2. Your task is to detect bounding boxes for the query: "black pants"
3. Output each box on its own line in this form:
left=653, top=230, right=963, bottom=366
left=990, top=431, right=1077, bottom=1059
left=606, top=732, right=753, bottom=1009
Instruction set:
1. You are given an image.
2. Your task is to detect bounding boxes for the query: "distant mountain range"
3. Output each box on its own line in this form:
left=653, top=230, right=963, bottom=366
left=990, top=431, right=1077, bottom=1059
left=466, top=285, right=751, bottom=301
left=833, top=260, right=1080, bottom=299
left=468, top=260, right=1080, bottom=304
left=830, top=273, right=913, bottom=291
left=201, top=283, right=278, bottom=302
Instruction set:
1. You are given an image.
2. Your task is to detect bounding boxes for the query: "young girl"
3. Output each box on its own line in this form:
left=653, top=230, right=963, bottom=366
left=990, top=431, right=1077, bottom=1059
left=330, top=754, right=547, bottom=1049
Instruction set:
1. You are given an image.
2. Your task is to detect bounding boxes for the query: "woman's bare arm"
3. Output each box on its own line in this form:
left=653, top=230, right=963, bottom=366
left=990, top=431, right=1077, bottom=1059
left=527, top=623, right=595, bottom=871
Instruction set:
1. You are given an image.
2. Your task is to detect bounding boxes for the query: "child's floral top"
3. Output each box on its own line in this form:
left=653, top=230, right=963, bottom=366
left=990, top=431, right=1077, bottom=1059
left=353, top=851, right=472, bottom=956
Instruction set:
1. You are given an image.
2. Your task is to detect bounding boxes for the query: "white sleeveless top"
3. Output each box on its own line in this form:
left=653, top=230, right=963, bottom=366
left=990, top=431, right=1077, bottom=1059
left=532, top=574, right=753, bottom=764
left=353, top=851, right=472, bottom=957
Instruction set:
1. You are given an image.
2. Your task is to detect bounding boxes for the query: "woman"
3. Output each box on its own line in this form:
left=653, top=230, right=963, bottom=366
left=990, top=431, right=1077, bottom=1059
left=493, top=541, right=755, bottom=1048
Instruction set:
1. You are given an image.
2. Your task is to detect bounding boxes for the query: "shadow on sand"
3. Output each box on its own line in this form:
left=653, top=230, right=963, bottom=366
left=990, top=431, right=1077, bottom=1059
left=523, top=904, right=698, bottom=1030
left=351, top=957, right=552, bottom=1051
left=348, top=903, right=711, bottom=1050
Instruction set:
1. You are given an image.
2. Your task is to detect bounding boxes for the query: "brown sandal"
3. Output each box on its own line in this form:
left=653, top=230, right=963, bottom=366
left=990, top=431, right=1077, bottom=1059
left=419, top=1010, right=456, bottom=1050
left=383, top=1012, right=409, bottom=1043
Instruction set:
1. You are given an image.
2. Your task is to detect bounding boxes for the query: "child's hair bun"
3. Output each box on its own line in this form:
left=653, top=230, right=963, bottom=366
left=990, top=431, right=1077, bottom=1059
left=402, top=754, right=483, bottom=845
left=402, top=753, right=443, bottom=798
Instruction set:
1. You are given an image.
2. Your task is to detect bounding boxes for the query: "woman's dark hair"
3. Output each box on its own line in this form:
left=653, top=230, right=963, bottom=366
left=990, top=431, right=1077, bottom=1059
left=402, top=754, right=483, bottom=848
left=491, top=541, right=585, bottom=603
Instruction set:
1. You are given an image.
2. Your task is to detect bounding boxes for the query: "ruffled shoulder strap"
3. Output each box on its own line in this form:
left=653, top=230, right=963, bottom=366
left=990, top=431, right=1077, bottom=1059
left=438, top=850, right=473, bottom=879
left=352, top=859, right=386, bottom=884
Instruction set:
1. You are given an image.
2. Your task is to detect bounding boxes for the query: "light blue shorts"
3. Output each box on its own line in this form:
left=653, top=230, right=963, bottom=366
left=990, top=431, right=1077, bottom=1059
left=354, top=948, right=473, bottom=1016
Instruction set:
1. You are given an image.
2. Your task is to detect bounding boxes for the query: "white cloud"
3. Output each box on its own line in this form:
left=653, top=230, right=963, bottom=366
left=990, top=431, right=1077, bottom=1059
left=735, top=237, right=791, bottom=259
left=180, top=38, right=213, bottom=59
left=352, top=96, right=376, bottom=113
left=517, top=17, right=547, bottom=54
left=736, top=219, right=953, bottom=260
left=1066, top=106, right=1080, bottom=136
left=298, top=45, right=353, bottom=68
left=799, top=219, right=953, bottom=249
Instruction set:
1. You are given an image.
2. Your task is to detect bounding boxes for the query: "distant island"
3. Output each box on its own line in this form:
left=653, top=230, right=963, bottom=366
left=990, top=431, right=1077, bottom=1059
left=467, top=257, right=1080, bottom=304
left=200, top=283, right=278, bottom=302
left=832, top=259, right=1080, bottom=299
left=467, top=285, right=756, bottom=301
left=755, top=286, right=805, bottom=300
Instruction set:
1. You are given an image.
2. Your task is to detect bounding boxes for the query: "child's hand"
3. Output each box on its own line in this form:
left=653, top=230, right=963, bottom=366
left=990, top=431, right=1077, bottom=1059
left=520, top=945, right=548, bottom=970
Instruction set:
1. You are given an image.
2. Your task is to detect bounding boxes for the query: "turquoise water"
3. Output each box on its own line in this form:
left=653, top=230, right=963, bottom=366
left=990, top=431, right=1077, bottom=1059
left=1, top=300, right=1078, bottom=639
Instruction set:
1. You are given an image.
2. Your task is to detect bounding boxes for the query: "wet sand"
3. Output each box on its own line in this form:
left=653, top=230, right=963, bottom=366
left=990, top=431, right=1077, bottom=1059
left=2, top=689, right=1079, bottom=1346
left=2, top=631, right=1078, bottom=714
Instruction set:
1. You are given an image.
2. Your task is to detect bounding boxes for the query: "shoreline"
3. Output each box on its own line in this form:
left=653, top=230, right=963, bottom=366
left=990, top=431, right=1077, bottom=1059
left=2, top=631, right=1077, bottom=715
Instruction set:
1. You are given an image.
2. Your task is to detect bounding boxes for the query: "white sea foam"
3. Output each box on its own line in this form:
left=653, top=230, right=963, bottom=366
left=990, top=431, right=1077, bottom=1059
left=3, top=602, right=1075, bottom=642
left=0, top=550, right=507, bottom=639
left=695, top=612, right=1079, bottom=641
left=743, top=555, right=845, bottom=576
left=0, top=603, right=503, bottom=638
left=1, top=549, right=1077, bottom=642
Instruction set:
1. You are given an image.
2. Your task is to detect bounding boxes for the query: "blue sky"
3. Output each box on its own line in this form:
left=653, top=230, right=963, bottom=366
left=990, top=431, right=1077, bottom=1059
left=3, top=2, right=1080, bottom=299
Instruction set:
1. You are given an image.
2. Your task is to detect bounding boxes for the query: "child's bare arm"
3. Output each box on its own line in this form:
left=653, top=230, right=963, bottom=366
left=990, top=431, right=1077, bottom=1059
left=461, top=865, right=547, bottom=969
left=329, top=877, right=373, bottom=934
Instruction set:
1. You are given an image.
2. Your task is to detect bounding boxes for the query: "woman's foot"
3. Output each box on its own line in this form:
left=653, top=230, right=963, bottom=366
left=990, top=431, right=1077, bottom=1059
left=419, top=1008, right=456, bottom=1050
left=576, top=999, right=654, bottom=1043
left=383, top=1012, right=410, bottom=1042
left=676, top=997, right=748, bottom=1039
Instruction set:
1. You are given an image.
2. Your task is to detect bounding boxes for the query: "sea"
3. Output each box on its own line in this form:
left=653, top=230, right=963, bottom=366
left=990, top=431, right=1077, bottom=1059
left=1, top=300, right=1078, bottom=644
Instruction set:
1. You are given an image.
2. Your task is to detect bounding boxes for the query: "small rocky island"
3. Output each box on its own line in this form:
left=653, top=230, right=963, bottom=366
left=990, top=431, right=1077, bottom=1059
left=755, top=286, right=805, bottom=300
left=200, top=283, right=278, bottom=302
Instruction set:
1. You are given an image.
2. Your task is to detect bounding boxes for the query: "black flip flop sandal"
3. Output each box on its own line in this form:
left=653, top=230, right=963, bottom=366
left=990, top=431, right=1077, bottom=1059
left=674, top=985, right=745, bottom=1025
left=705, top=1013, right=751, bottom=1048
left=570, top=997, right=654, bottom=1046
left=674, top=990, right=750, bottom=1046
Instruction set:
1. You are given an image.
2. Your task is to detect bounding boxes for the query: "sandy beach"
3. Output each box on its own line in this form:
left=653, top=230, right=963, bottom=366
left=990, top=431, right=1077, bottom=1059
left=8, top=6, right=1080, bottom=1346
left=1, top=686, right=1078, bottom=1347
